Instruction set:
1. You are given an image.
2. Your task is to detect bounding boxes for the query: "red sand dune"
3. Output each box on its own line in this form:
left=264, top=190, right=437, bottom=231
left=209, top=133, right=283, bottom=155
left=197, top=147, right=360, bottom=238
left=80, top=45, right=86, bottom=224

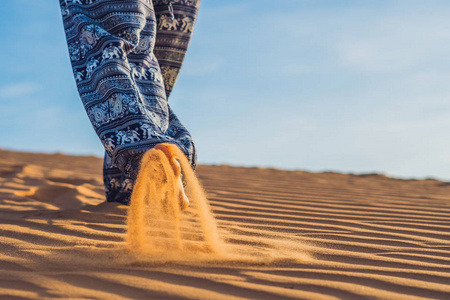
left=0, top=149, right=449, bottom=299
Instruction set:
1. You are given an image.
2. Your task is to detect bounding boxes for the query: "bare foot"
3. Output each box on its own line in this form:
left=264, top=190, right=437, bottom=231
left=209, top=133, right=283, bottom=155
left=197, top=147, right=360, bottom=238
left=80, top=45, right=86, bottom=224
left=154, top=144, right=190, bottom=211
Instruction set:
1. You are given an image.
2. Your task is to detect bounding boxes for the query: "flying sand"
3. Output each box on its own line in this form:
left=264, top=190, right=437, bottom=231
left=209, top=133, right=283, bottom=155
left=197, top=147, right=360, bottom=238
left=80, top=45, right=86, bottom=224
left=126, top=143, right=222, bottom=256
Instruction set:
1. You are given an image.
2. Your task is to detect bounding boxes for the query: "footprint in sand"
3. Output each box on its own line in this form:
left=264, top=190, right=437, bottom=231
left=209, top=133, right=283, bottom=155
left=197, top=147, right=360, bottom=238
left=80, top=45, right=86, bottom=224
left=15, top=184, right=105, bottom=210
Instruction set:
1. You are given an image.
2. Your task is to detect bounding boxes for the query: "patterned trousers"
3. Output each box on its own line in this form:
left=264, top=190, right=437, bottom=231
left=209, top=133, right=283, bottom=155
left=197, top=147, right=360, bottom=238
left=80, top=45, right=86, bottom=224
left=59, top=0, right=200, bottom=204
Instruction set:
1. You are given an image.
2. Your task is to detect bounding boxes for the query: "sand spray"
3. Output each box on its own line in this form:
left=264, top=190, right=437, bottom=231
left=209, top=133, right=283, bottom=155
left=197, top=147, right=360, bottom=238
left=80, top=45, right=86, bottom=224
left=126, top=143, right=222, bottom=257
left=121, top=143, right=309, bottom=264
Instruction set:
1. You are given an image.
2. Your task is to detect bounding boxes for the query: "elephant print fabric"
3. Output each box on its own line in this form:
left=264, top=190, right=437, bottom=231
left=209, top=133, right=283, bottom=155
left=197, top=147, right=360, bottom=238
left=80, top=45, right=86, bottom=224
left=59, top=0, right=200, bottom=204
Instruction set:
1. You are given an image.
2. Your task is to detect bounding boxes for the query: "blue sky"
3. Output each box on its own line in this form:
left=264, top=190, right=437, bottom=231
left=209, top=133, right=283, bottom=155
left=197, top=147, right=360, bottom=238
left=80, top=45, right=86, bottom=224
left=1, top=0, right=450, bottom=180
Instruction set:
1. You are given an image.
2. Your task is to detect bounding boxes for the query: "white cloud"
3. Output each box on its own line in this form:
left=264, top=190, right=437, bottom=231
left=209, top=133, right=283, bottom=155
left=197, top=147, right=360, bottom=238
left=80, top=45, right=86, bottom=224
left=0, top=82, right=40, bottom=99
left=334, top=8, right=450, bottom=74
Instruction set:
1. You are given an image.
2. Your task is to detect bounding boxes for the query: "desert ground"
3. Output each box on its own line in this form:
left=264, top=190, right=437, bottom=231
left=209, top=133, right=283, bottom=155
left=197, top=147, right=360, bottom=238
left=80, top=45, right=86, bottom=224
left=0, top=149, right=449, bottom=299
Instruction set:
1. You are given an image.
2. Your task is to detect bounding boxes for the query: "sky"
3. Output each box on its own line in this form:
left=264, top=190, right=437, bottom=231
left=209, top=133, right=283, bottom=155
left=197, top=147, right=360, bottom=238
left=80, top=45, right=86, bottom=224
left=1, top=0, right=450, bottom=180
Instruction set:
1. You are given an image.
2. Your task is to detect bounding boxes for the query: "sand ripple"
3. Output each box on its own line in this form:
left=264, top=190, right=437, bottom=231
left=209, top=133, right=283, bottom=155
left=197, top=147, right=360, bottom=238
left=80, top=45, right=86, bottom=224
left=0, top=149, right=449, bottom=299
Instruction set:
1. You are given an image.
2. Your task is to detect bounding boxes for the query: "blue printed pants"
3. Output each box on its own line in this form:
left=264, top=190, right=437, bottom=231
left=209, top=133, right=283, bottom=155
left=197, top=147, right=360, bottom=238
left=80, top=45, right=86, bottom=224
left=59, top=0, right=200, bottom=204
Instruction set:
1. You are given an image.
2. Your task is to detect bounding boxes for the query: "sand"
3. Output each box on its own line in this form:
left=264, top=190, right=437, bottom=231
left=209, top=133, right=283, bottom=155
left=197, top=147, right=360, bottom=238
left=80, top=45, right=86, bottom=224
left=0, top=149, right=449, bottom=299
left=126, top=143, right=221, bottom=255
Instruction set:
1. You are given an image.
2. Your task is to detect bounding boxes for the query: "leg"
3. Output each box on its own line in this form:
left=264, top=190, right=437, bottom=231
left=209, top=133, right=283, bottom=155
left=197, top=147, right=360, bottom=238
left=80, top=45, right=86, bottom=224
left=153, top=0, right=201, bottom=99
left=59, top=0, right=196, bottom=204
left=104, top=0, right=199, bottom=203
